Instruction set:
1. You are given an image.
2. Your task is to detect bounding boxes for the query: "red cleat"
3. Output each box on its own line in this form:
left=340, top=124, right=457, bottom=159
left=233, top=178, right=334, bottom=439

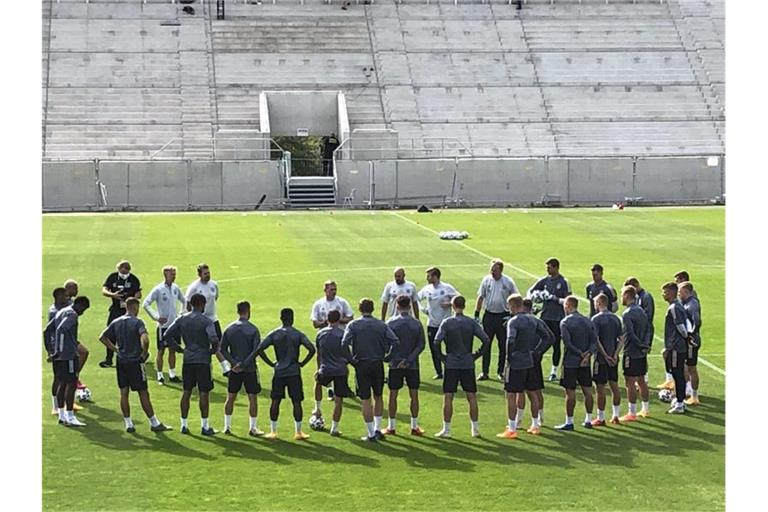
left=591, top=419, right=606, bottom=427
left=382, top=428, right=396, bottom=436
left=609, top=416, right=621, bottom=425
left=410, top=427, right=425, bottom=436
left=620, top=413, right=637, bottom=423
left=76, top=380, right=87, bottom=390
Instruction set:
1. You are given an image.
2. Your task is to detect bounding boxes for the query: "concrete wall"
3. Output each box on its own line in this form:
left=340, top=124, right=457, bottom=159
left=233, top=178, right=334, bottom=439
left=265, top=91, right=338, bottom=136
left=635, top=157, right=724, bottom=201
left=42, top=162, right=97, bottom=209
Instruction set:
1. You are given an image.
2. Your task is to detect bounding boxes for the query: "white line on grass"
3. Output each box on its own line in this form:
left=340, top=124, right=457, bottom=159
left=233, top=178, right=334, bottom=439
left=390, top=211, right=727, bottom=377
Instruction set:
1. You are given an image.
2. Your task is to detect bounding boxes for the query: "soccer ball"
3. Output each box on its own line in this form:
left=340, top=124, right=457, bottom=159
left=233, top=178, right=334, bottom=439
left=76, top=388, right=92, bottom=403
left=309, top=414, right=325, bottom=431
left=658, top=389, right=673, bottom=403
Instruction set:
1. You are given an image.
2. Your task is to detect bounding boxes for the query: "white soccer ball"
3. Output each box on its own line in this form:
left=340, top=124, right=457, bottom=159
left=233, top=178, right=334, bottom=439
left=76, top=388, right=92, bottom=403
left=309, top=414, right=325, bottom=431
left=460, top=231, right=469, bottom=239
left=658, top=389, right=673, bottom=403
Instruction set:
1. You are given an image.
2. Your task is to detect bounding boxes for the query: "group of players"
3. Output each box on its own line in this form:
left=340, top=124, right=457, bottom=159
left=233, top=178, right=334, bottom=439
left=43, top=258, right=703, bottom=441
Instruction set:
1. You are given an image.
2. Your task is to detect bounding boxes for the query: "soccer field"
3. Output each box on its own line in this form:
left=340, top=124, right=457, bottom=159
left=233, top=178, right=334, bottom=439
left=42, top=207, right=725, bottom=511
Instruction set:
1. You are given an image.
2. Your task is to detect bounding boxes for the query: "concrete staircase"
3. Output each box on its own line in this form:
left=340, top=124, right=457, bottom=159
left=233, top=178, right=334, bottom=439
left=287, top=176, right=336, bottom=208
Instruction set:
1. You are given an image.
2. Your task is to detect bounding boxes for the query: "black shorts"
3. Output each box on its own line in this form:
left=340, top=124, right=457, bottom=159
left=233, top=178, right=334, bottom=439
left=183, top=363, right=214, bottom=392
left=228, top=371, right=261, bottom=395
left=443, top=368, right=477, bottom=394
left=388, top=368, right=420, bottom=390
left=686, top=344, right=699, bottom=366
left=623, top=355, right=648, bottom=377
left=355, top=360, right=385, bottom=400
left=117, top=360, right=148, bottom=391
left=503, top=366, right=539, bottom=393
left=156, top=327, right=169, bottom=350
left=316, top=372, right=353, bottom=397
left=532, top=352, right=545, bottom=390
left=271, top=374, right=304, bottom=401
left=593, top=362, right=619, bottom=384
left=53, top=359, right=78, bottom=384
left=561, top=367, right=592, bottom=390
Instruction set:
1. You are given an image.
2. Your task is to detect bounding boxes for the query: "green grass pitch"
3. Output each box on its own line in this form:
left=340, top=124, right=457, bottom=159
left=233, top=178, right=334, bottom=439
left=42, top=207, right=725, bottom=511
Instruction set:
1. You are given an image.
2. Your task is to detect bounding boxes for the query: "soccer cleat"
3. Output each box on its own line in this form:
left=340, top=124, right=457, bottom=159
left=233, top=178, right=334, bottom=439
left=477, top=373, right=489, bottom=381
left=410, top=427, right=425, bottom=436
left=496, top=429, right=518, bottom=439
left=668, top=406, right=686, bottom=414
left=73, top=403, right=83, bottom=411
left=382, top=428, right=396, bottom=436
left=66, top=417, right=87, bottom=427
left=374, top=430, right=385, bottom=441
left=554, top=423, right=574, bottom=431
left=294, top=431, right=310, bottom=441
left=609, top=416, right=621, bottom=425
left=51, top=408, right=59, bottom=416
left=265, top=431, right=279, bottom=440
left=249, top=428, right=265, bottom=437
left=582, top=421, right=593, bottom=429
left=638, top=410, right=650, bottom=418
left=180, top=426, right=190, bottom=435
left=591, top=419, right=606, bottom=427
left=98, top=360, right=113, bottom=368
left=548, top=373, right=557, bottom=382
left=168, top=376, right=181, bottom=383
left=620, top=413, right=638, bottom=422
left=157, top=377, right=165, bottom=386
left=526, top=426, right=541, bottom=435
left=434, top=429, right=451, bottom=438
left=126, top=426, right=136, bottom=433
left=151, top=423, right=172, bottom=432
left=201, top=427, right=217, bottom=436
left=76, top=380, right=86, bottom=390
left=655, top=379, right=675, bottom=390
left=58, top=418, right=68, bottom=426
left=224, top=429, right=233, bottom=436
left=685, top=396, right=700, bottom=406
left=329, top=430, right=343, bottom=437
left=360, top=435, right=378, bottom=442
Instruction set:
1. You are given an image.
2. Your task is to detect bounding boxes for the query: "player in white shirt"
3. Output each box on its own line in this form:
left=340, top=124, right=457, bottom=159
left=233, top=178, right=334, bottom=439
left=417, top=267, right=459, bottom=380
left=311, top=281, right=354, bottom=329
left=380, top=267, right=420, bottom=321
left=185, top=263, right=230, bottom=375
left=474, top=260, right=518, bottom=381
left=143, top=265, right=186, bottom=384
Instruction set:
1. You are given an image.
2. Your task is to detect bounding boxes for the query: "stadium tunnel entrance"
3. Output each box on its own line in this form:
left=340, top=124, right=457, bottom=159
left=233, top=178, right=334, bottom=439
left=261, top=90, right=350, bottom=177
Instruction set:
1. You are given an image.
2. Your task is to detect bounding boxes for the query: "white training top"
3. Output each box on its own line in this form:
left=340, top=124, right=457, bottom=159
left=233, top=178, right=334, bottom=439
left=185, top=279, right=219, bottom=322
left=143, top=282, right=186, bottom=328
left=477, top=274, right=519, bottom=314
left=380, top=280, right=420, bottom=318
left=418, top=281, right=459, bottom=328
left=310, top=296, right=354, bottom=325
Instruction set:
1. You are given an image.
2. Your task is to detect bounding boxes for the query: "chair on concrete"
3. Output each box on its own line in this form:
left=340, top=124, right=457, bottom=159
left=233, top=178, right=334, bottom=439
left=343, top=188, right=357, bottom=208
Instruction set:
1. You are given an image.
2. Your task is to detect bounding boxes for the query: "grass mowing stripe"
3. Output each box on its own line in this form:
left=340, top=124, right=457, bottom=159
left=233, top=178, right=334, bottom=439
left=392, top=211, right=726, bottom=378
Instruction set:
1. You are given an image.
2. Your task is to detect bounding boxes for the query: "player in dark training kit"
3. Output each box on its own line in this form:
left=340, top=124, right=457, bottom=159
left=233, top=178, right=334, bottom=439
left=47, top=296, right=90, bottom=427
left=678, top=281, right=702, bottom=406
left=590, top=293, right=623, bottom=426
left=342, top=298, right=400, bottom=442
left=585, top=264, right=618, bottom=317
left=258, top=308, right=316, bottom=440
left=620, top=285, right=651, bottom=422
left=100, top=260, right=141, bottom=368
left=164, top=293, right=220, bottom=435
left=99, top=298, right=171, bottom=433
left=433, top=296, right=490, bottom=438
left=384, top=295, right=426, bottom=436
left=219, top=301, right=264, bottom=437
left=497, top=294, right=554, bottom=439
left=47, top=287, right=71, bottom=415
left=313, top=310, right=353, bottom=436
left=528, top=257, right=571, bottom=382
left=555, top=296, right=597, bottom=431
left=662, top=282, right=690, bottom=414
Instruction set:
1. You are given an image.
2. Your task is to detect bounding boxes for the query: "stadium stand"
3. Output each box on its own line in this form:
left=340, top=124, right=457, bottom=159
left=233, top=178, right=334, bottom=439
left=42, top=0, right=724, bottom=160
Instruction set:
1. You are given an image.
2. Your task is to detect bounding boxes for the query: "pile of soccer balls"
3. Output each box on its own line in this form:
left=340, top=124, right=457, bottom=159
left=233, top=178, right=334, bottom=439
left=76, top=388, right=92, bottom=403
left=439, top=231, right=469, bottom=240
left=309, top=414, right=325, bottom=431
left=530, top=289, right=554, bottom=303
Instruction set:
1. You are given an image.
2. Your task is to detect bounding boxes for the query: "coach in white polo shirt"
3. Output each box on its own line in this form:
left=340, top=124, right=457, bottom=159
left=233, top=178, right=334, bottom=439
left=418, top=267, right=459, bottom=380
left=473, top=259, right=518, bottom=381
left=311, top=280, right=354, bottom=329
left=380, top=267, right=420, bottom=321
left=185, top=263, right=231, bottom=375
left=143, top=265, right=186, bottom=384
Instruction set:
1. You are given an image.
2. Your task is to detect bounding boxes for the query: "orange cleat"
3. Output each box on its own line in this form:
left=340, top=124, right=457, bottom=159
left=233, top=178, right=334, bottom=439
left=620, top=413, right=638, bottom=422
left=684, top=396, right=700, bottom=406
left=591, top=419, right=606, bottom=427
left=294, top=431, right=310, bottom=441
left=410, top=427, right=425, bottom=436
left=495, top=429, right=518, bottom=439
left=638, top=410, right=650, bottom=418
left=73, top=403, right=83, bottom=411
left=526, top=426, right=541, bottom=435
left=609, top=416, right=621, bottom=425
left=264, top=431, right=279, bottom=440
left=382, top=428, right=396, bottom=436
left=655, top=380, right=675, bottom=390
